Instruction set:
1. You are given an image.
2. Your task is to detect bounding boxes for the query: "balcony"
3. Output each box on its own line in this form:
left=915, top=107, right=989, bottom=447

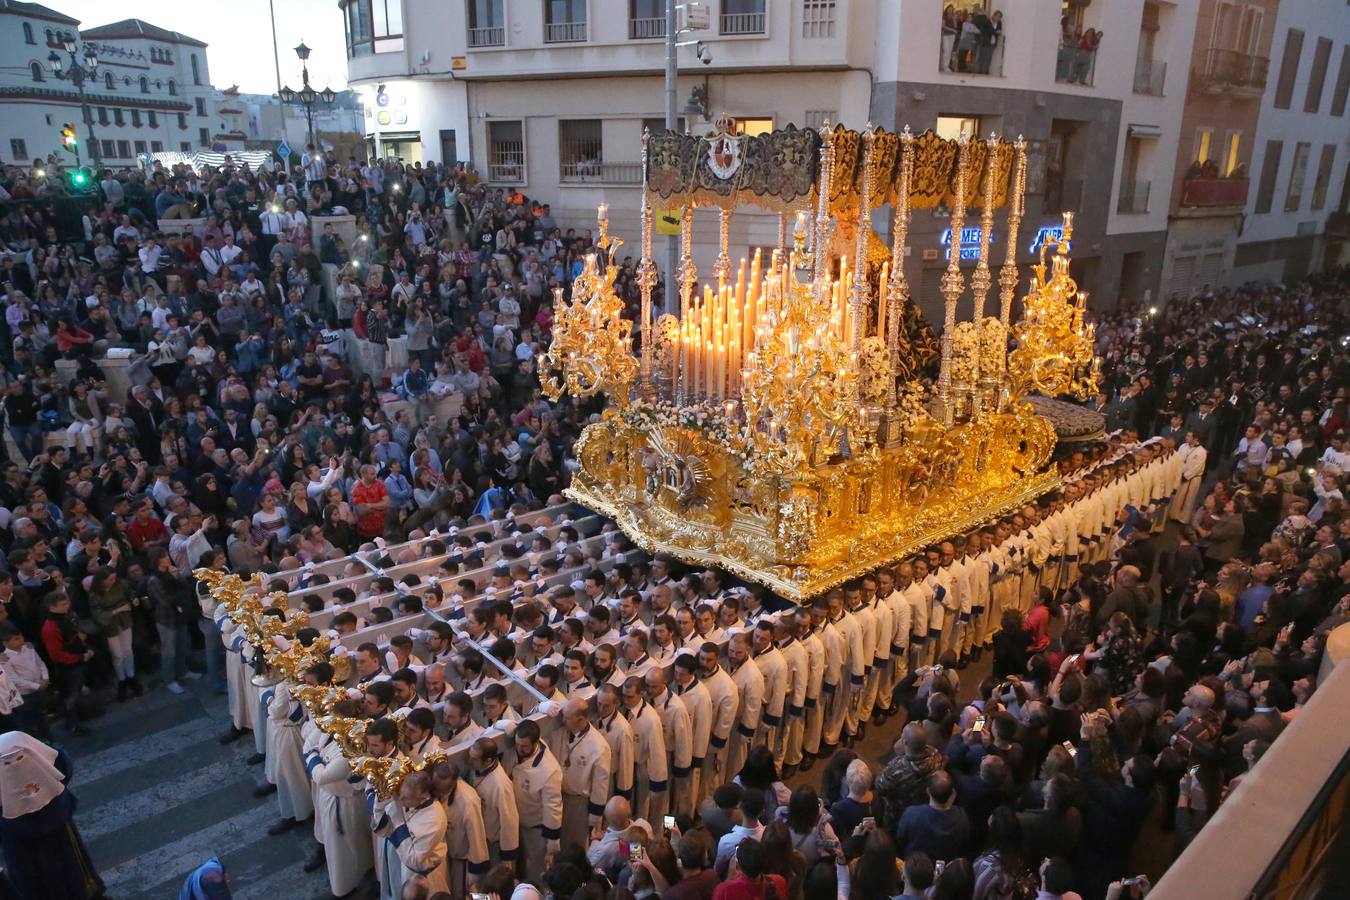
left=629, top=16, right=666, bottom=39
left=720, top=12, right=765, bottom=35
left=1180, top=175, right=1251, bottom=209
left=560, top=160, right=642, bottom=184
left=545, top=21, right=587, bottom=43
left=467, top=26, right=505, bottom=48
left=1117, top=179, right=1151, bottom=214
left=1133, top=57, right=1167, bottom=95
left=1056, top=44, right=1098, bottom=86
left=1198, top=48, right=1270, bottom=96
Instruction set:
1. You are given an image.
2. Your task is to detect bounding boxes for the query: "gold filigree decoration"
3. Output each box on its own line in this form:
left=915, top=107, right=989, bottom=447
left=538, top=255, right=639, bottom=407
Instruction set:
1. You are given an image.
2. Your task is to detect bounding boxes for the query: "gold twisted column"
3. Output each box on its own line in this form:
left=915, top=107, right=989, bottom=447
left=998, top=137, right=1028, bottom=332
left=714, top=207, right=731, bottom=288
left=971, top=135, right=998, bottom=322
left=881, top=127, right=915, bottom=447
left=937, top=136, right=970, bottom=425
left=637, top=128, right=656, bottom=392
left=968, top=135, right=999, bottom=418
left=677, top=207, right=697, bottom=405
left=849, top=124, right=876, bottom=355
left=813, top=123, right=836, bottom=288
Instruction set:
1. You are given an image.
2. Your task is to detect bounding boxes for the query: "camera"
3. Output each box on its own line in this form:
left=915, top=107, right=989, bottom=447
left=696, top=41, right=712, bottom=65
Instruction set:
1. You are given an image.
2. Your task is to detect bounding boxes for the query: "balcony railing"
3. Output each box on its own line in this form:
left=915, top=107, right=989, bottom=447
left=720, top=12, right=765, bottom=35
left=629, top=16, right=666, bottom=39
left=1180, top=175, right=1251, bottom=208
left=545, top=21, right=588, bottom=43
left=1200, top=48, right=1270, bottom=93
left=1056, top=44, right=1098, bottom=86
left=560, top=160, right=642, bottom=184
left=467, top=26, right=505, bottom=48
left=941, top=30, right=1007, bottom=76
left=1117, top=179, right=1151, bottom=214
left=1134, top=57, right=1167, bottom=95
left=1046, top=177, right=1085, bottom=215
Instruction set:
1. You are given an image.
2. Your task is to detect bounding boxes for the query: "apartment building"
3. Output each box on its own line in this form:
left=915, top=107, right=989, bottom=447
left=0, top=3, right=218, bottom=169
left=1161, top=0, right=1277, bottom=302
left=1234, top=1, right=1350, bottom=285
left=342, top=0, right=1197, bottom=318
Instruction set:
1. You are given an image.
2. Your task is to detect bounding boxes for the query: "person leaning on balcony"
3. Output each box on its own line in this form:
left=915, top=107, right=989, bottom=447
left=940, top=6, right=960, bottom=72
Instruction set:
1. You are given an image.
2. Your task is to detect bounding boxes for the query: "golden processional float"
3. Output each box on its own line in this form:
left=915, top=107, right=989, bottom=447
left=540, top=117, right=1101, bottom=602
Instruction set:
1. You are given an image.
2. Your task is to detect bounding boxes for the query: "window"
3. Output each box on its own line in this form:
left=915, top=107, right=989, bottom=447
left=116, top=140, right=131, bottom=158
left=1223, top=132, right=1242, bottom=176
left=467, top=0, right=505, bottom=46
left=721, top=0, right=766, bottom=36
left=802, top=0, right=836, bottom=39
left=630, top=0, right=666, bottom=39
left=151, top=140, right=163, bottom=152
left=545, top=0, right=587, bottom=43
left=104, top=71, right=113, bottom=90
left=9, top=139, right=26, bottom=160
left=1273, top=29, right=1303, bottom=109
left=196, top=97, right=206, bottom=116
left=1310, top=144, right=1336, bottom=210
left=804, top=110, right=837, bottom=130
left=101, top=139, right=115, bottom=158
left=1195, top=127, right=1214, bottom=163
left=113, top=109, right=124, bottom=126
left=178, top=113, right=188, bottom=129
left=1329, top=44, right=1350, bottom=117
left=180, top=141, right=191, bottom=152
left=148, top=111, right=157, bottom=127
left=935, top=115, right=979, bottom=141
left=134, top=140, right=147, bottom=154
left=168, top=79, right=178, bottom=96
left=488, top=120, right=525, bottom=183
left=29, top=62, right=43, bottom=82
left=734, top=117, right=773, bottom=136
left=139, top=75, right=149, bottom=94
left=344, top=0, right=403, bottom=56
left=1284, top=142, right=1310, bottom=211
left=199, top=127, right=210, bottom=146
left=1304, top=36, right=1333, bottom=112
left=131, top=110, right=141, bottom=127
left=97, top=107, right=109, bottom=126
left=191, top=54, right=201, bottom=85
left=23, top=22, right=34, bottom=44
left=559, top=119, right=603, bottom=179
left=1254, top=139, right=1283, bottom=213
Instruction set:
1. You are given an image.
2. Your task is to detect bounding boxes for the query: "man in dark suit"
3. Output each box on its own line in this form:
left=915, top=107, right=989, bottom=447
left=1182, top=398, right=1218, bottom=450
left=126, top=384, right=166, bottom=464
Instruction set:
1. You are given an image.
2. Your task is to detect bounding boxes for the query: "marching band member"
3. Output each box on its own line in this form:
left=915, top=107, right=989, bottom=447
left=307, top=698, right=374, bottom=896
left=372, top=770, right=449, bottom=897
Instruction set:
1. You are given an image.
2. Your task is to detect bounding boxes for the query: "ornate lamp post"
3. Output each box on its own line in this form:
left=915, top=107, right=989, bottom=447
left=277, top=41, right=336, bottom=151
left=47, top=37, right=102, bottom=168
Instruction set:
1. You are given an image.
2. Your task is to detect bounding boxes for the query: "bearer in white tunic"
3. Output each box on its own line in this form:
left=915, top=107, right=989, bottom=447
left=774, top=618, right=809, bottom=769
left=266, top=681, right=313, bottom=830
left=1169, top=433, right=1207, bottom=524
left=796, top=609, right=827, bottom=764
left=749, top=623, right=787, bottom=758
left=469, top=739, right=521, bottom=869
left=431, top=762, right=490, bottom=897
left=697, top=643, right=739, bottom=803
left=510, top=720, right=564, bottom=881
left=596, top=684, right=638, bottom=804
left=646, top=668, right=694, bottom=818
left=621, top=675, right=670, bottom=827
left=559, top=697, right=612, bottom=850
left=372, top=770, right=450, bottom=898
left=672, top=654, right=712, bottom=814
left=724, top=631, right=764, bottom=779
left=308, top=723, right=374, bottom=897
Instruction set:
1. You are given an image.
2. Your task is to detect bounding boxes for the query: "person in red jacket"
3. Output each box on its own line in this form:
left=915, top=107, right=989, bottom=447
left=40, top=593, right=93, bottom=736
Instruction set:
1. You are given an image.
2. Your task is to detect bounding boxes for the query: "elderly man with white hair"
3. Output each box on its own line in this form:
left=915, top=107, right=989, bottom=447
left=587, top=795, right=651, bottom=880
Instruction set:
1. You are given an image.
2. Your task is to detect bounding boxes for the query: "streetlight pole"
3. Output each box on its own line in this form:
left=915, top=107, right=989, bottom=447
left=48, top=38, right=102, bottom=169
left=278, top=41, right=335, bottom=157
left=663, top=1, right=679, bottom=315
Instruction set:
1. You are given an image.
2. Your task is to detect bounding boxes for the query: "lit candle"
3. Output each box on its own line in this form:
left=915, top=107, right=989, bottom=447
left=597, top=202, right=608, bottom=220
left=877, top=261, right=890, bottom=337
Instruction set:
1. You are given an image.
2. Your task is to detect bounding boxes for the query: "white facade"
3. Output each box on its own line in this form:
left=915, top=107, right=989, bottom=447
left=0, top=7, right=217, bottom=169
left=1236, top=2, right=1350, bottom=284
left=341, top=0, right=1200, bottom=308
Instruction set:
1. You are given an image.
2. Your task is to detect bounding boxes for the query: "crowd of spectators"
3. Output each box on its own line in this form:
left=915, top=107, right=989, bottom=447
left=1, top=148, right=1348, bottom=900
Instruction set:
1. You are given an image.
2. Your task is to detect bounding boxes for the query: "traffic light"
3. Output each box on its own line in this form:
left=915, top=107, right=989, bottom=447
left=66, top=166, right=94, bottom=192
left=60, top=123, right=78, bottom=151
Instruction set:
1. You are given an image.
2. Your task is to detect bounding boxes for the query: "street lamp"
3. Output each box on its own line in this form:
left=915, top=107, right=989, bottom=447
left=47, top=40, right=102, bottom=168
left=276, top=40, right=335, bottom=152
